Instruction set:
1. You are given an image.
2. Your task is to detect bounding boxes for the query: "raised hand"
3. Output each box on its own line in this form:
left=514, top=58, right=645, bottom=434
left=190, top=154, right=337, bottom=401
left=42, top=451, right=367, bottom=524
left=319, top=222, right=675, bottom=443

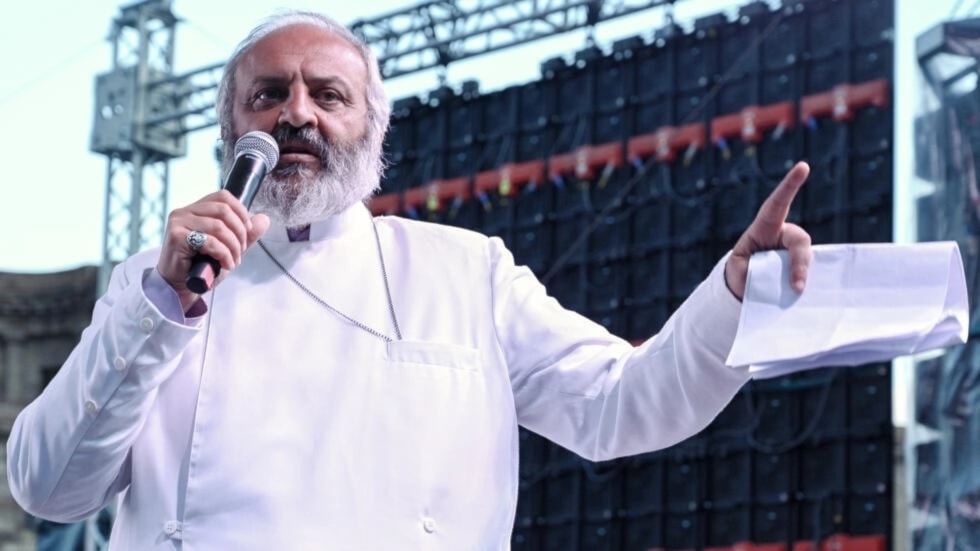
left=724, top=161, right=812, bottom=300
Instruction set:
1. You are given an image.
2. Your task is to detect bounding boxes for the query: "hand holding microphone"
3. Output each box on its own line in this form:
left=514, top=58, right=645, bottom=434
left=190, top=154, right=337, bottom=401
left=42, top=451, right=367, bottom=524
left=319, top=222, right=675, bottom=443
left=156, top=131, right=279, bottom=307
left=185, top=131, right=280, bottom=294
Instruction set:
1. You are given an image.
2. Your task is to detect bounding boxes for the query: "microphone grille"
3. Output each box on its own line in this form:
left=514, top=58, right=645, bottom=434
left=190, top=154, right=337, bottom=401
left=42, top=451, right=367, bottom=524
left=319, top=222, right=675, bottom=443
left=234, top=131, right=280, bottom=169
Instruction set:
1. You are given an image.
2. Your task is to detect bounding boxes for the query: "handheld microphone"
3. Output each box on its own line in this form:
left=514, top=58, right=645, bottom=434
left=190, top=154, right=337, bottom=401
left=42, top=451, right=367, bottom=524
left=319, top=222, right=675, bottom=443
left=185, top=130, right=280, bottom=294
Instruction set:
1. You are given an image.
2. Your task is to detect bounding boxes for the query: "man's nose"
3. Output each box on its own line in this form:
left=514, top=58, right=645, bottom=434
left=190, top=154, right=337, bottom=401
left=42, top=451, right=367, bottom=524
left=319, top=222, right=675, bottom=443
left=278, top=92, right=317, bottom=129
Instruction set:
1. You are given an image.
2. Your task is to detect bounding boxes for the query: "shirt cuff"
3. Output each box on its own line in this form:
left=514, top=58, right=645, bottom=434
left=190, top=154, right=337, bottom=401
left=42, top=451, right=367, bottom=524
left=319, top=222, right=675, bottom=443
left=142, top=269, right=207, bottom=323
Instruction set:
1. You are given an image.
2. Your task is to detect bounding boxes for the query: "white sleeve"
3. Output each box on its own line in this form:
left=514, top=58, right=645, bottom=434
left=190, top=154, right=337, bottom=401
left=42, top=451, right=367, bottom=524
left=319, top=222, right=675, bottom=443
left=6, top=252, right=202, bottom=522
left=492, top=238, right=751, bottom=461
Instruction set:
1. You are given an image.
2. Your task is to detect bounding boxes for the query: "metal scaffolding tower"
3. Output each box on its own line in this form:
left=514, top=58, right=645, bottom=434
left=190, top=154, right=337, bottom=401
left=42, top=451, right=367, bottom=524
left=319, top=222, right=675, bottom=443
left=91, top=0, right=185, bottom=292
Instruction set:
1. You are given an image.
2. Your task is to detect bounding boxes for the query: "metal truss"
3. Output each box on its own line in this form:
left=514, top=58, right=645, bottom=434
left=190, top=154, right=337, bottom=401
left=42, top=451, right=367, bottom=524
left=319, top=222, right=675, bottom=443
left=155, top=0, right=678, bottom=134
left=146, top=61, right=224, bottom=135
left=352, top=0, right=676, bottom=78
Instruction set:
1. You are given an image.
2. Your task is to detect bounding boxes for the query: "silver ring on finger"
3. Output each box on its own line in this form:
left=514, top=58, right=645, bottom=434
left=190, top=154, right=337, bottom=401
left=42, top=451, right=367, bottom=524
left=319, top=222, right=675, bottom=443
left=186, top=230, right=208, bottom=252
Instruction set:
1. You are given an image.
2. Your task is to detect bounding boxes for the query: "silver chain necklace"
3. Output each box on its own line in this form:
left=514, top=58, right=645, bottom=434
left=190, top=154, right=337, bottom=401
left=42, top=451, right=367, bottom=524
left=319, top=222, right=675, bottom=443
left=255, top=220, right=403, bottom=342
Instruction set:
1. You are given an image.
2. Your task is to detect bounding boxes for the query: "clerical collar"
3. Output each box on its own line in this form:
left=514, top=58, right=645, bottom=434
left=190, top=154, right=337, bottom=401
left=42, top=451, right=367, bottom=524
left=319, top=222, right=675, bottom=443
left=262, top=202, right=371, bottom=244
left=286, top=226, right=310, bottom=242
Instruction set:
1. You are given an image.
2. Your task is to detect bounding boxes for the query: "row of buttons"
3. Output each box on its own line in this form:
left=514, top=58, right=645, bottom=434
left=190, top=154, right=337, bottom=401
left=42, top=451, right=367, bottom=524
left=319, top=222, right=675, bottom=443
left=84, top=316, right=156, bottom=416
left=143, top=307, right=429, bottom=543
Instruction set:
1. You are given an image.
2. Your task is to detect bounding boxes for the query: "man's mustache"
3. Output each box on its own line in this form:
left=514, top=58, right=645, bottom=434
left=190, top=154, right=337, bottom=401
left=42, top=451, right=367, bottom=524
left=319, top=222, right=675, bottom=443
left=270, top=125, right=331, bottom=165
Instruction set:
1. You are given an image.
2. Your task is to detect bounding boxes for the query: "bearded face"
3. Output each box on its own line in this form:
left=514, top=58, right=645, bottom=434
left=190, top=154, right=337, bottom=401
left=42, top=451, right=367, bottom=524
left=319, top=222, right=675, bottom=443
left=222, top=124, right=379, bottom=228
left=223, top=23, right=385, bottom=229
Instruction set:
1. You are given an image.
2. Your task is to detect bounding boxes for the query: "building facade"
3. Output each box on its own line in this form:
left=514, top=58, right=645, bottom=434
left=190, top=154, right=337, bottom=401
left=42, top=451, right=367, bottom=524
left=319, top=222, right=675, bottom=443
left=0, top=266, right=98, bottom=550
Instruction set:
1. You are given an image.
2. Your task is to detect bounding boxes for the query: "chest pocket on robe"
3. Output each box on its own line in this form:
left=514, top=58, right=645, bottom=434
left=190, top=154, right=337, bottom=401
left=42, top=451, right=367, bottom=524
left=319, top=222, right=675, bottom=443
left=372, top=341, right=500, bottom=490
left=385, top=340, right=479, bottom=373
left=378, top=340, right=485, bottom=418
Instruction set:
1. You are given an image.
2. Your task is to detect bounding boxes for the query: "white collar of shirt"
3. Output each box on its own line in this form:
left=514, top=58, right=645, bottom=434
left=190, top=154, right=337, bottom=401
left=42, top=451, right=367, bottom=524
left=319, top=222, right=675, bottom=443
left=259, top=202, right=372, bottom=244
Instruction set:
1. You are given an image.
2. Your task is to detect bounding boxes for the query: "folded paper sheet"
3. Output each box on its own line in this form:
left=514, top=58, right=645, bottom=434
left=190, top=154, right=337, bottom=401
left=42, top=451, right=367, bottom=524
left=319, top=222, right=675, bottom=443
left=726, top=241, right=969, bottom=378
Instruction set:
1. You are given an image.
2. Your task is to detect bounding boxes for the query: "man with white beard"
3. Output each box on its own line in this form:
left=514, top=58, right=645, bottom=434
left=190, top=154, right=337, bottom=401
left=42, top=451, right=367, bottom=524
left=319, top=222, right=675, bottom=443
left=7, top=9, right=813, bottom=550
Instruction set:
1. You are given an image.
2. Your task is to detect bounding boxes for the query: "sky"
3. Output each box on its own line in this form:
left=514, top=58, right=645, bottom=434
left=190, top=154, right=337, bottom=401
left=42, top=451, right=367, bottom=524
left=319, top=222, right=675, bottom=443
left=0, top=1, right=969, bottom=426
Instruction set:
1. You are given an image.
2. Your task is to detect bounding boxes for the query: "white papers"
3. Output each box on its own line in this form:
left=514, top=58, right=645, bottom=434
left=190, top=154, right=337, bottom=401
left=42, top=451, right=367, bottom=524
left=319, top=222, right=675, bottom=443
left=726, top=241, right=969, bottom=378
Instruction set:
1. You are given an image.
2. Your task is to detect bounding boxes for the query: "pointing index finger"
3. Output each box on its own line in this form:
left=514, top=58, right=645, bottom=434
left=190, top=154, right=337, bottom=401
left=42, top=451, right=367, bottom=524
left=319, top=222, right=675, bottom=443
left=756, top=161, right=809, bottom=228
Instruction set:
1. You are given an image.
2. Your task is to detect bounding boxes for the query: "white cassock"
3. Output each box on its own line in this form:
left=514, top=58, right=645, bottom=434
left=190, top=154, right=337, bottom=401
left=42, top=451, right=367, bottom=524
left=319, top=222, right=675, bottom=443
left=8, top=202, right=749, bottom=550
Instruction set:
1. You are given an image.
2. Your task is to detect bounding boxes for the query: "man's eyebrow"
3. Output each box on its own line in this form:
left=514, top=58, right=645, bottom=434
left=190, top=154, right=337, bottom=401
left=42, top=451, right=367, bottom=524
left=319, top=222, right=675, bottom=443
left=306, top=76, right=356, bottom=94
left=246, top=75, right=355, bottom=93
left=248, top=76, right=290, bottom=87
